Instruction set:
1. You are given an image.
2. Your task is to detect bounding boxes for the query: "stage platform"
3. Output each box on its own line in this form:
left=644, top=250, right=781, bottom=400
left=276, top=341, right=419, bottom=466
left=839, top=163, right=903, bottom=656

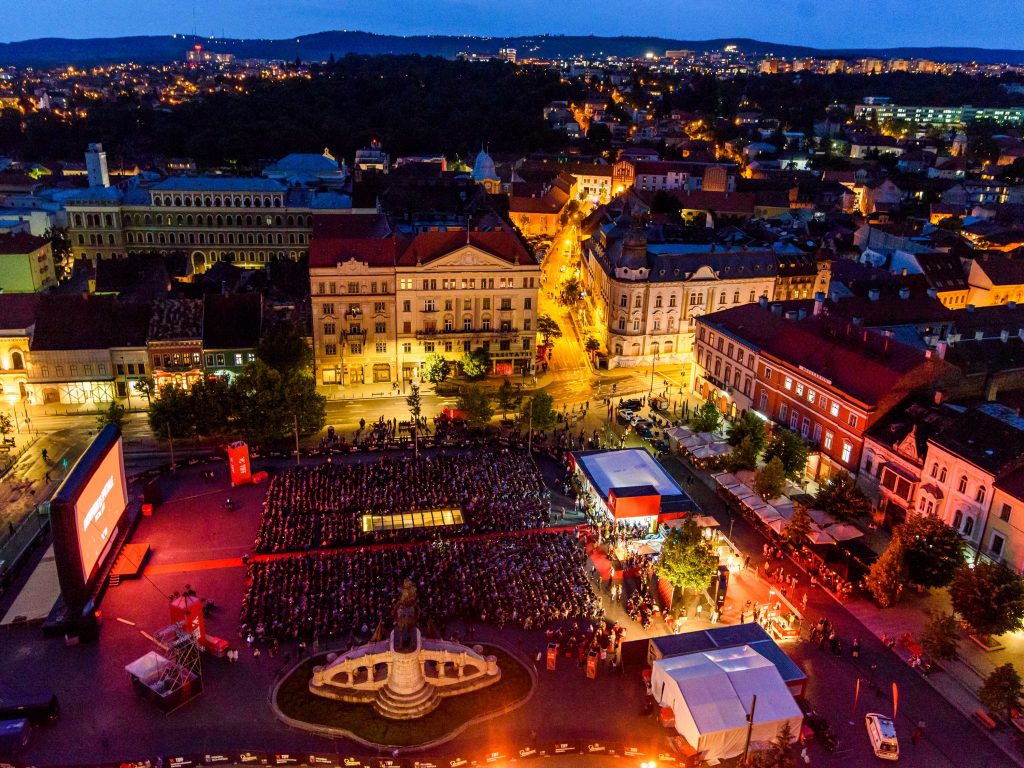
left=1, top=545, right=61, bottom=626
left=109, top=543, right=151, bottom=583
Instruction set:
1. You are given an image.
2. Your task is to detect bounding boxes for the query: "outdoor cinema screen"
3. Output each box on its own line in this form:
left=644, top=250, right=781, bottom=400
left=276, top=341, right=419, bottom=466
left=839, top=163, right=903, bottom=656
left=74, top=437, right=128, bottom=581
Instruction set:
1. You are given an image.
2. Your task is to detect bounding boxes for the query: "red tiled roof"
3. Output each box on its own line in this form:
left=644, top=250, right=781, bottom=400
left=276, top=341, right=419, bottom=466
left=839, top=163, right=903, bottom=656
left=312, top=213, right=391, bottom=240
left=700, top=302, right=949, bottom=407
left=397, top=230, right=534, bottom=267
left=674, top=190, right=757, bottom=215
left=309, top=235, right=406, bottom=269
left=0, top=232, right=49, bottom=255
left=0, top=294, right=40, bottom=331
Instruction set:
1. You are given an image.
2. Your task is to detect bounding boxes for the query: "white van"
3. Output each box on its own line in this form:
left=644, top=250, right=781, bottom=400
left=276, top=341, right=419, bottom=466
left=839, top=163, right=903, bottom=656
left=865, top=712, right=900, bottom=761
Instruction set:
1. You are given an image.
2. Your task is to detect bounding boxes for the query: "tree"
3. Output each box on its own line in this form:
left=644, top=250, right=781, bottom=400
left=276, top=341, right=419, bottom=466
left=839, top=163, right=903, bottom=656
left=256, top=324, right=313, bottom=374
left=421, top=353, right=452, bottom=385
left=148, top=384, right=195, bottom=439
left=557, top=277, right=582, bottom=307
left=727, top=411, right=767, bottom=453
left=921, top=612, right=960, bottom=661
left=724, top=435, right=759, bottom=472
left=585, top=336, right=600, bottom=359
left=781, top=506, right=812, bottom=549
left=979, top=663, right=1024, bottom=722
left=536, top=314, right=562, bottom=346
left=742, top=721, right=798, bottom=768
left=188, top=375, right=234, bottom=437
left=455, top=385, right=493, bottom=430
left=460, top=348, right=490, bottom=381
left=521, top=391, right=557, bottom=432
left=97, top=400, right=126, bottom=431
left=133, top=375, right=157, bottom=406
left=689, top=400, right=722, bottom=433
left=495, top=378, right=522, bottom=421
left=754, top=457, right=786, bottom=499
left=897, top=515, right=965, bottom=589
left=406, top=384, right=421, bottom=421
left=951, top=562, right=1024, bottom=638
left=762, top=429, right=809, bottom=480
left=656, top=518, right=719, bottom=593
left=0, top=413, right=12, bottom=439
left=814, top=470, right=871, bottom=520
left=232, top=360, right=326, bottom=445
left=865, top=536, right=907, bottom=608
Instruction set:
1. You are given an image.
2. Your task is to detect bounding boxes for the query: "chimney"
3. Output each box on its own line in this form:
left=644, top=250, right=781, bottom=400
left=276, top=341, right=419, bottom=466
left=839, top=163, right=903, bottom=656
left=924, top=348, right=932, bottom=358
left=926, top=287, right=938, bottom=299
left=1002, top=330, right=1010, bottom=343
left=813, top=291, right=825, bottom=317
left=797, top=308, right=808, bottom=320
left=852, top=316, right=863, bottom=326
left=868, top=288, right=881, bottom=301
left=759, top=295, right=769, bottom=310
left=934, top=389, right=946, bottom=404
left=785, top=309, right=798, bottom=320
left=975, top=330, right=984, bottom=341
left=898, top=287, right=911, bottom=300
left=1009, top=301, right=1018, bottom=310
left=935, top=341, right=948, bottom=360
left=771, top=303, right=783, bottom=316
left=967, top=304, right=976, bottom=312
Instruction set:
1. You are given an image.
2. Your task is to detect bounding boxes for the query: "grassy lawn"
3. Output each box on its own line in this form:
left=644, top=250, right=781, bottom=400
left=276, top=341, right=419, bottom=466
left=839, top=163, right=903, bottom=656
left=275, top=645, right=533, bottom=747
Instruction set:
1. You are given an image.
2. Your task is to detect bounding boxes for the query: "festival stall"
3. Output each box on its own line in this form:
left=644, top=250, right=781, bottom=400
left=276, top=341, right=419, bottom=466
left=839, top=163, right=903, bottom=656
left=650, top=645, right=803, bottom=762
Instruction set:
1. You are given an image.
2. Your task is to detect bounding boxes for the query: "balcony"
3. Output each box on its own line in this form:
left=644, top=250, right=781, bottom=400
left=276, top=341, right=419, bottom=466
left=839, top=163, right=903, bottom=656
left=343, top=329, right=367, bottom=341
left=344, top=308, right=362, bottom=319
left=414, top=327, right=519, bottom=340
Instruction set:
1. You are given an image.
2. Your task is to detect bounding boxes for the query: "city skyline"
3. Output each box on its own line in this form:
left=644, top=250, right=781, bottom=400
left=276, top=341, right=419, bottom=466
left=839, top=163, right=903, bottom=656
left=4, top=0, right=1024, bottom=50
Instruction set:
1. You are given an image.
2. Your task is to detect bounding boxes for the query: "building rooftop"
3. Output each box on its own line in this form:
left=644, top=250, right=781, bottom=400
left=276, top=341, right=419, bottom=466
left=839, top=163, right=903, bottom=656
left=0, top=232, right=49, bottom=254
left=699, top=301, right=948, bottom=407
left=930, top=403, right=1024, bottom=476
left=0, top=294, right=40, bottom=332
left=148, top=299, right=204, bottom=341
left=864, top=394, right=960, bottom=466
left=397, top=229, right=534, bottom=268
left=151, top=176, right=287, bottom=193
left=202, top=293, right=262, bottom=351
left=31, top=295, right=151, bottom=351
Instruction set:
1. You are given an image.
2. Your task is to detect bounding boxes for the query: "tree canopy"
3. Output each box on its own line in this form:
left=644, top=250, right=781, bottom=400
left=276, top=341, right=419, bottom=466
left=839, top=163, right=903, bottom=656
left=813, top=470, right=871, bottom=520
left=950, top=562, right=1024, bottom=638
left=656, top=518, right=719, bottom=593
left=455, top=385, right=494, bottom=430
left=754, top=456, right=786, bottom=499
left=727, top=411, right=768, bottom=454
left=762, top=429, right=809, bottom=480
left=979, top=663, right=1024, bottom=721
left=521, top=391, right=557, bottom=432
left=689, top=400, right=722, bottom=433
left=495, top=379, right=522, bottom=420
left=536, top=314, right=562, bottom=346
left=421, top=353, right=452, bottom=385
left=460, top=348, right=491, bottom=381
left=865, top=535, right=907, bottom=608
left=897, top=514, right=965, bottom=588
left=256, top=324, right=314, bottom=375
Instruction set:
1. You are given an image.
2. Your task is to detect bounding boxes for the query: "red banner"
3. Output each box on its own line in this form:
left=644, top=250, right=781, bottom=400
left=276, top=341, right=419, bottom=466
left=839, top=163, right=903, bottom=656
left=227, top=441, right=252, bottom=486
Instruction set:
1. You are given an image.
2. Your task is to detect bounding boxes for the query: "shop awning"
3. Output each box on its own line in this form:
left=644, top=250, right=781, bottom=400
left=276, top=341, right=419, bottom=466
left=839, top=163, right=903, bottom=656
left=824, top=523, right=864, bottom=542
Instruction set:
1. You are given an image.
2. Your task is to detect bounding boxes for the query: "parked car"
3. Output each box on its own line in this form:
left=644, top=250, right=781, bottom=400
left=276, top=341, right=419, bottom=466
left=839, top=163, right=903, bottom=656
left=0, top=719, right=31, bottom=755
left=636, top=425, right=655, bottom=440
left=615, top=410, right=636, bottom=426
left=620, top=398, right=643, bottom=411
left=865, top=713, right=899, bottom=761
left=650, top=438, right=670, bottom=455
left=0, top=693, right=58, bottom=726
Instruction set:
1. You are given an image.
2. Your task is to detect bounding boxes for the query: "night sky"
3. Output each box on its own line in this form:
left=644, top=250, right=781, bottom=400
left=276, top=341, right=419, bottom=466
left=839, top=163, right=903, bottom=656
left=5, top=0, right=1023, bottom=48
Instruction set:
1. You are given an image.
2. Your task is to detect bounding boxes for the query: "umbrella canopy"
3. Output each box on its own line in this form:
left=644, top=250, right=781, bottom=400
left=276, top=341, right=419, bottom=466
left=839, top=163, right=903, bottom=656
left=807, top=509, right=840, bottom=528
left=824, top=523, right=864, bottom=542
left=806, top=527, right=837, bottom=545
left=692, top=514, right=721, bottom=528
left=766, top=517, right=788, bottom=534
left=637, top=541, right=662, bottom=556
left=731, top=485, right=757, bottom=501
left=712, top=472, right=742, bottom=489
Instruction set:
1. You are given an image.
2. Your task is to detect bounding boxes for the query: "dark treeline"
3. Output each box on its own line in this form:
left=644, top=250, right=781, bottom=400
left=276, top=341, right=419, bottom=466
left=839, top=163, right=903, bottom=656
left=0, top=55, right=578, bottom=167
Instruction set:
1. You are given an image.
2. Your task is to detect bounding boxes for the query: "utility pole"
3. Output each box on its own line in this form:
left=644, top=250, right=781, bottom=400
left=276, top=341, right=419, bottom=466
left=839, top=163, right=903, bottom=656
left=527, top=400, right=533, bottom=453
left=167, top=423, right=176, bottom=470
left=293, top=413, right=300, bottom=466
left=742, top=694, right=757, bottom=761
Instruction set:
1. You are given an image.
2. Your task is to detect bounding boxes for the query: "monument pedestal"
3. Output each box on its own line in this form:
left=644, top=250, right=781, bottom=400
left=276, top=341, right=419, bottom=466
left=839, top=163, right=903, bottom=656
left=373, top=630, right=441, bottom=719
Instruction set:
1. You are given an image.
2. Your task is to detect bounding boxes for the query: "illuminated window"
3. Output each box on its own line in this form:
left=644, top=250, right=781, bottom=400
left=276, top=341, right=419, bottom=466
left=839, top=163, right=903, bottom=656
left=784, top=376, right=792, bottom=390
left=362, top=508, right=464, bottom=533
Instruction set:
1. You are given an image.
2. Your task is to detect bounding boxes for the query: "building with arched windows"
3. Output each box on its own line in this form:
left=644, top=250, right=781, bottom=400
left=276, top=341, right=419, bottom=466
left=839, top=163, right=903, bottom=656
left=0, top=294, right=38, bottom=404
left=64, top=170, right=355, bottom=272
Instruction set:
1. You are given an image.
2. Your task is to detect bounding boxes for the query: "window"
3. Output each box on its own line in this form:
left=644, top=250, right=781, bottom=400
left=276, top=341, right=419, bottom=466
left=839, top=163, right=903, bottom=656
left=812, top=424, right=822, bottom=442
left=400, top=278, right=413, bottom=290
left=424, top=299, right=436, bottom=312
left=444, top=299, right=453, bottom=311
left=116, top=363, right=125, bottom=376
left=784, top=376, right=793, bottom=390
left=807, top=389, right=815, bottom=404
left=635, top=295, right=642, bottom=308
left=841, top=441, right=852, bottom=463
left=655, top=295, right=663, bottom=308
left=620, top=294, right=627, bottom=308
left=375, top=322, right=386, bottom=334
left=483, top=298, right=491, bottom=310
left=952, top=509, right=963, bottom=529
left=322, top=303, right=334, bottom=315
left=1001, top=503, right=1012, bottom=522
left=848, top=413, right=859, bottom=428
left=733, top=291, right=740, bottom=304
left=402, top=343, right=412, bottom=354
left=500, top=298, right=512, bottom=311
left=801, top=417, right=810, bottom=438
left=347, top=282, right=360, bottom=294
left=963, top=517, right=974, bottom=536
left=216, top=354, right=225, bottom=365
left=764, top=367, right=773, bottom=380
left=524, top=298, right=532, bottom=310
left=234, top=354, right=243, bottom=366
left=374, top=302, right=386, bottom=313
left=829, top=402, right=840, bottom=418
left=376, top=342, right=386, bottom=353
left=823, top=431, right=834, bottom=450
left=759, top=392, right=768, bottom=410
left=795, top=382, right=804, bottom=396
left=325, top=344, right=336, bottom=356
left=992, top=533, right=1006, bottom=557
left=246, top=353, right=255, bottom=363
left=939, top=467, right=947, bottom=483
left=324, top=323, right=336, bottom=335
left=403, top=301, right=411, bottom=312
left=206, top=354, right=214, bottom=366
left=930, top=462, right=939, bottom=478
left=779, top=404, right=788, bottom=421
left=976, top=486, right=986, bottom=504
left=958, top=475, right=968, bottom=494
left=350, top=343, right=362, bottom=354
left=524, top=319, right=532, bottom=331
left=789, top=412, right=798, bottom=430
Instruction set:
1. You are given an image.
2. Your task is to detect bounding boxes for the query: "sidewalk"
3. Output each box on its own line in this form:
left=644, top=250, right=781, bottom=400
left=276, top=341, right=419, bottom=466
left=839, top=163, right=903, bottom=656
left=843, top=588, right=1024, bottom=764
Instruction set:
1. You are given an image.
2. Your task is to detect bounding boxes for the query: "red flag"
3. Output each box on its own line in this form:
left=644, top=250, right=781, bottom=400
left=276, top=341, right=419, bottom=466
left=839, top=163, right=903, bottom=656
left=852, top=678, right=861, bottom=714
left=893, top=682, right=899, bottom=720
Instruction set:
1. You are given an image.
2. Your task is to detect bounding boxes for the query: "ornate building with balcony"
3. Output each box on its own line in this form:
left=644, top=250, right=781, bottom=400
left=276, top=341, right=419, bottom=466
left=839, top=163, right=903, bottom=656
left=580, top=216, right=777, bottom=374
left=310, top=214, right=540, bottom=387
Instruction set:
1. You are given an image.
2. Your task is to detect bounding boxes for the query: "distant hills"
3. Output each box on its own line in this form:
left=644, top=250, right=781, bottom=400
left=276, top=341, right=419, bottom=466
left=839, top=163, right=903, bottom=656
left=2, top=31, right=1024, bottom=68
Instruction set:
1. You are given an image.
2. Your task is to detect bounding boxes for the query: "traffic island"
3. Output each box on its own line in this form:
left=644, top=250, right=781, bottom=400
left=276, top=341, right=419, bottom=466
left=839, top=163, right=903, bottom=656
left=273, top=644, right=534, bottom=748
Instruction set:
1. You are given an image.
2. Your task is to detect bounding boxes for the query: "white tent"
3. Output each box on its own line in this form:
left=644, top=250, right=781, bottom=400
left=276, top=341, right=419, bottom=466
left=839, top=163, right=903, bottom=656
left=650, top=645, right=803, bottom=761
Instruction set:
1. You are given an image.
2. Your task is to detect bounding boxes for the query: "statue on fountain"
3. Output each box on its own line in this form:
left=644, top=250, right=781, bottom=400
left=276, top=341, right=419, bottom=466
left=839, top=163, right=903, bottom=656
left=394, top=578, right=419, bottom=653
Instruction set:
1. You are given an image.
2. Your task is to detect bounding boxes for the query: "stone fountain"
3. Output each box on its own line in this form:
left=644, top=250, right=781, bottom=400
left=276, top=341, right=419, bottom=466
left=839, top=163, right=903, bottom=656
left=310, top=579, right=500, bottom=719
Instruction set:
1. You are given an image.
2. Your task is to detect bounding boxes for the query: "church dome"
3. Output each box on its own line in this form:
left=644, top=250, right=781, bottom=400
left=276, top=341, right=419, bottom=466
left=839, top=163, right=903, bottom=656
left=472, top=150, right=497, bottom=182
